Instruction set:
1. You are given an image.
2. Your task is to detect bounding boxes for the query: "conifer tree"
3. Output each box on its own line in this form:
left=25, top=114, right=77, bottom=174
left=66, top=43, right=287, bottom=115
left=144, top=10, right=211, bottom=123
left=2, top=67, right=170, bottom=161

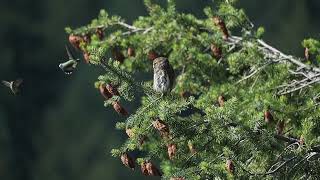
left=64, top=0, right=320, bottom=179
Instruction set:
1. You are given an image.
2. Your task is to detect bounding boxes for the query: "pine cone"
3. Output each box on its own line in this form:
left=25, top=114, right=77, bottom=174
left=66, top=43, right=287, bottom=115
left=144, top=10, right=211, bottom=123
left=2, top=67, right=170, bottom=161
left=140, top=161, right=149, bottom=176
left=146, top=161, right=162, bottom=176
left=226, top=159, right=235, bottom=175
left=170, top=178, right=185, bottom=180
left=213, top=16, right=229, bottom=40
left=83, top=51, right=90, bottom=64
left=211, top=44, right=222, bottom=59
left=299, top=135, right=304, bottom=145
left=128, top=47, right=136, bottom=57
left=188, top=141, right=197, bottom=154
left=112, top=47, right=125, bottom=63
left=120, top=153, right=135, bottom=170
left=152, top=118, right=170, bottom=137
left=276, top=120, right=285, bottom=135
left=96, top=28, right=104, bottom=40
left=125, top=128, right=134, bottom=138
left=83, top=34, right=91, bottom=44
left=218, top=95, right=225, bottom=107
left=99, top=84, right=112, bottom=99
left=68, top=34, right=83, bottom=50
left=106, top=83, right=120, bottom=96
left=148, top=50, right=158, bottom=61
left=305, top=47, right=310, bottom=60
left=167, top=143, right=177, bottom=160
left=138, top=135, right=147, bottom=146
left=112, top=101, right=128, bottom=116
left=264, top=110, right=273, bottom=123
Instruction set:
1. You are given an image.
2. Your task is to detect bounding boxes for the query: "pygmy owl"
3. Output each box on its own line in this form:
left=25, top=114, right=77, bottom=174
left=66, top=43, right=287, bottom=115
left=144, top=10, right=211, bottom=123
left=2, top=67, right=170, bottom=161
left=153, top=57, right=174, bottom=94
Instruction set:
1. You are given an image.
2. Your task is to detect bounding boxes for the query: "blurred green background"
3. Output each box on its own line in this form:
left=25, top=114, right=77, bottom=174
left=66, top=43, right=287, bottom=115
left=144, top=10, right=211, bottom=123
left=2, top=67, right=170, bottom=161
left=0, top=0, right=319, bottom=179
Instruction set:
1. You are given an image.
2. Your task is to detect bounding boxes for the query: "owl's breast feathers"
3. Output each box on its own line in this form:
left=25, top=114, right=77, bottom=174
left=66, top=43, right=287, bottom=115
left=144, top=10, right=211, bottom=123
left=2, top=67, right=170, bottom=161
left=154, top=70, right=170, bottom=93
left=153, top=57, right=175, bottom=93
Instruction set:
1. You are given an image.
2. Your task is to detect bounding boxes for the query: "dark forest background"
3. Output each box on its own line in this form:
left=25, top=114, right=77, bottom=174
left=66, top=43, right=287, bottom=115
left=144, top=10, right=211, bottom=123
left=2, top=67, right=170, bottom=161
left=0, top=0, right=319, bottom=179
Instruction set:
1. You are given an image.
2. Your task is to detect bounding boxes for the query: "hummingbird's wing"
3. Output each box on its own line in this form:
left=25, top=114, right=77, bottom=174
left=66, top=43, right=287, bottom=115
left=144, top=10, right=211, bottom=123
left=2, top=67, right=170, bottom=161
left=65, top=45, right=76, bottom=60
left=72, top=60, right=78, bottom=68
left=14, top=79, right=23, bottom=87
left=1, top=80, right=11, bottom=87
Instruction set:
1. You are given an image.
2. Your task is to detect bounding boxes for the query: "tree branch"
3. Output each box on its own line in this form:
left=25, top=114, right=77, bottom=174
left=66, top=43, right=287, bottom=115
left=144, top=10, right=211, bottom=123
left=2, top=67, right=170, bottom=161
left=228, top=36, right=320, bottom=95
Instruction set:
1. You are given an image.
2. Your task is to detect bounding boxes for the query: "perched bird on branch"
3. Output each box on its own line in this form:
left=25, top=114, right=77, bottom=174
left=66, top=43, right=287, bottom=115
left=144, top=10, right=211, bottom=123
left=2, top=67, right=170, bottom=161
left=153, top=57, right=174, bottom=94
left=2, top=79, right=23, bottom=95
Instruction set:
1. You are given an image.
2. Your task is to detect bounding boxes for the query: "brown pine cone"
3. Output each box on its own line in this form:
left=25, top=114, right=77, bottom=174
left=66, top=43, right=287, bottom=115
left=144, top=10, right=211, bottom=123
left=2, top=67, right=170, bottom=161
left=146, top=161, right=162, bottom=176
left=99, top=83, right=112, bottom=99
left=83, top=34, right=91, bottom=44
left=226, top=159, right=235, bottom=175
left=299, top=135, right=304, bottom=145
left=167, top=143, right=177, bottom=160
left=83, top=51, right=90, bottom=64
left=68, top=34, right=83, bottom=50
left=276, top=120, right=285, bottom=135
left=218, top=95, right=225, bottom=107
left=264, top=110, right=273, bottom=123
left=112, top=47, right=125, bottom=63
left=106, top=83, right=120, bottom=96
left=120, top=153, right=135, bottom=170
left=152, top=118, right=170, bottom=137
left=148, top=50, right=159, bottom=61
left=213, top=16, right=229, bottom=40
left=113, top=101, right=128, bottom=116
left=138, top=135, right=147, bottom=146
left=96, top=28, right=104, bottom=40
left=140, top=161, right=149, bottom=176
left=188, top=141, right=196, bottom=154
left=170, top=178, right=185, bottom=180
left=305, top=47, right=310, bottom=60
left=211, top=44, right=222, bottom=59
left=125, top=128, right=134, bottom=138
left=128, top=47, right=136, bottom=57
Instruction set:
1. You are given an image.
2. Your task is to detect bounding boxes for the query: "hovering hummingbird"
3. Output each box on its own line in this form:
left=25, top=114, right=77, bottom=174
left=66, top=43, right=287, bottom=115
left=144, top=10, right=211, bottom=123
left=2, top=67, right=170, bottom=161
left=2, top=79, right=23, bottom=95
left=59, top=45, right=80, bottom=74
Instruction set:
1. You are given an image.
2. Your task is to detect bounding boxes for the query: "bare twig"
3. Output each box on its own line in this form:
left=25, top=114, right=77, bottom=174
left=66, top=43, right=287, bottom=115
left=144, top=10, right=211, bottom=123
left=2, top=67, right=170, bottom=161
left=237, top=61, right=273, bottom=84
left=265, top=157, right=297, bottom=175
left=274, top=134, right=300, bottom=144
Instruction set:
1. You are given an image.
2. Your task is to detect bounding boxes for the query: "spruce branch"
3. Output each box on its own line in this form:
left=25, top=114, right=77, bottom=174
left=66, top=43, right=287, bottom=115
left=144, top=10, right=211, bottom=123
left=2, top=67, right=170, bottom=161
left=236, top=156, right=297, bottom=176
left=100, top=21, right=320, bottom=95
left=228, top=36, right=320, bottom=95
left=274, top=134, right=300, bottom=144
left=236, top=61, right=274, bottom=84
left=265, top=157, right=297, bottom=175
left=100, top=58, right=154, bottom=97
left=125, top=96, right=162, bottom=127
left=115, top=21, right=154, bottom=34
